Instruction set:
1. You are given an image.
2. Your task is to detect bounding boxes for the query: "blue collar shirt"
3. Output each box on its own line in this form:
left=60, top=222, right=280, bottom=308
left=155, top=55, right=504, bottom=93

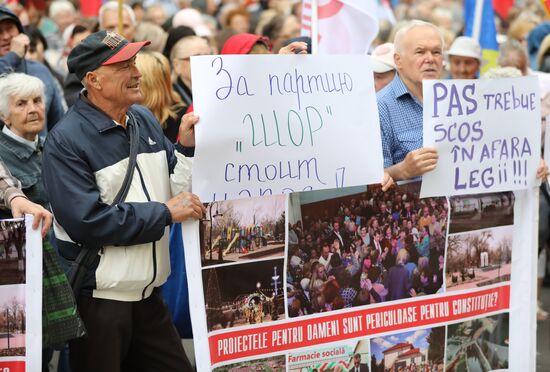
left=377, top=74, right=424, bottom=168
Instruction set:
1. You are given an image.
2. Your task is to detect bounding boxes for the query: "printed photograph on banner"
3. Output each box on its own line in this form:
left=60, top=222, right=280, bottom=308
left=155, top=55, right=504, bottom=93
left=0, top=220, right=26, bottom=285
left=449, top=192, right=515, bottom=234
left=446, top=226, right=512, bottom=291
left=370, top=327, right=445, bottom=372
left=446, top=313, right=509, bottom=371
left=212, top=354, right=285, bottom=371
left=0, top=284, right=26, bottom=357
left=287, top=339, right=370, bottom=372
left=200, top=195, right=286, bottom=267
left=286, top=182, right=448, bottom=317
left=202, top=258, right=284, bottom=331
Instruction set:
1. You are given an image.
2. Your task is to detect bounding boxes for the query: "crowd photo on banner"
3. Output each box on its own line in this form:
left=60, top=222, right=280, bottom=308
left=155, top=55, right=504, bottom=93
left=287, top=183, right=447, bottom=316
left=1, top=0, right=550, bottom=371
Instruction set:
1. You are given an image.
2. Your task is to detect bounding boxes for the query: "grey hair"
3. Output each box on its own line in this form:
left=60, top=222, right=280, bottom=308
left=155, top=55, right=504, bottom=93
left=0, top=73, right=45, bottom=118
left=482, top=67, right=522, bottom=79
left=396, top=249, right=409, bottom=265
left=394, top=20, right=445, bottom=54
left=498, top=39, right=527, bottom=66
left=49, top=0, right=75, bottom=19
left=170, top=36, right=208, bottom=62
left=99, top=1, right=136, bottom=28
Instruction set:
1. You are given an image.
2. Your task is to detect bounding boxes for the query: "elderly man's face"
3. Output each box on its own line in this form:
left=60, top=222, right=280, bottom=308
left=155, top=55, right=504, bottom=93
left=101, top=9, right=135, bottom=41
left=94, top=56, right=143, bottom=107
left=449, top=55, right=480, bottom=79
left=4, top=92, right=45, bottom=141
left=172, top=38, right=211, bottom=88
left=500, top=51, right=528, bottom=76
left=396, top=26, right=443, bottom=86
left=0, top=20, right=20, bottom=56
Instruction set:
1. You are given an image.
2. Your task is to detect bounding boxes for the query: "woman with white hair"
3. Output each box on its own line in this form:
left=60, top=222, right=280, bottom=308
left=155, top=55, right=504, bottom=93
left=0, top=73, right=48, bottom=210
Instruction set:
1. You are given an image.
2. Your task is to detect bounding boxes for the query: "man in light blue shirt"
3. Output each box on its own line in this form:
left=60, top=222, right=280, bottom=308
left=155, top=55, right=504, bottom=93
left=377, top=20, right=443, bottom=181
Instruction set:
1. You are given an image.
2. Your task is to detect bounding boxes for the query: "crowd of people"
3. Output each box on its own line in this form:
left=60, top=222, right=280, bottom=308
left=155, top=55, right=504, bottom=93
left=0, top=0, right=550, bottom=371
left=287, top=185, right=447, bottom=317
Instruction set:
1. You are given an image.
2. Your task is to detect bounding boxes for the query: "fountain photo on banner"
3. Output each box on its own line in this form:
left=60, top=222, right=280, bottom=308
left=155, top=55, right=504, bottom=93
left=202, top=258, right=285, bottom=331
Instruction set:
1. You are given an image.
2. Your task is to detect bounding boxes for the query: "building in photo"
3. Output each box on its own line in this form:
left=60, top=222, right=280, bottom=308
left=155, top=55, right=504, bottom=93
left=371, top=327, right=445, bottom=372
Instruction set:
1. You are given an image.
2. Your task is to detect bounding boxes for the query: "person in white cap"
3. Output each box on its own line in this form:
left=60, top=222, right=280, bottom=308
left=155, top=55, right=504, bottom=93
left=446, top=36, right=482, bottom=79
left=370, top=42, right=397, bottom=92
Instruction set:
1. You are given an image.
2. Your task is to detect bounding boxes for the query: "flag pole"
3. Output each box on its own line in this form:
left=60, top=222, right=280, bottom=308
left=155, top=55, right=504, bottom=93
left=118, top=0, right=124, bottom=35
left=472, top=0, right=484, bottom=41
left=311, top=0, right=319, bottom=54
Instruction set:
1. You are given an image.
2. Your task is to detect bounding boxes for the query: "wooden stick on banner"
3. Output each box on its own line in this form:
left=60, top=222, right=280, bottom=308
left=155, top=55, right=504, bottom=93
left=118, top=0, right=124, bottom=35
left=311, top=0, right=318, bottom=55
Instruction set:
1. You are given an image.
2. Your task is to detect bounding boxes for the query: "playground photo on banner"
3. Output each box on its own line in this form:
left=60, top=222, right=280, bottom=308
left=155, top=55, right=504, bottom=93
left=370, top=326, right=445, bottom=371
left=445, top=313, right=509, bottom=371
left=445, top=226, right=513, bottom=292
left=0, top=284, right=25, bottom=357
left=287, top=339, right=370, bottom=371
left=199, top=195, right=286, bottom=267
left=448, top=192, right=514, bottom=234
left=202, top=258, right=285, bottom=331
left=286, top=182, right=448, bottom=317
left=0, top=220, right=26, bottom=285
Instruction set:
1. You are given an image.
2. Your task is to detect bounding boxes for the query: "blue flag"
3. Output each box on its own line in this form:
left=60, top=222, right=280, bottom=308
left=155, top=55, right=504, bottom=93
left=464, top=0, right=499, bottom=73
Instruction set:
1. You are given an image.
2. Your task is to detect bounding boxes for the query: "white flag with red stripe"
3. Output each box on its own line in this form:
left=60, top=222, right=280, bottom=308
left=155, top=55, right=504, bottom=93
left=301, top=0, right=379, bottom=54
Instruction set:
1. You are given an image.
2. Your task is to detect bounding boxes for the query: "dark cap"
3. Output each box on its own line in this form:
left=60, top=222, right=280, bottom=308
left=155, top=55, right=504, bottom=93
left=67, top=30, right=150, bottom=81
left=0, top=6, right=25, bottom=34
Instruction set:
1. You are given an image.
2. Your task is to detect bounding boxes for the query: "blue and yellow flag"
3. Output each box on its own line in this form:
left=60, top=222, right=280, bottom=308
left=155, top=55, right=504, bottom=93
left=464, top=0, right=499, bottom=74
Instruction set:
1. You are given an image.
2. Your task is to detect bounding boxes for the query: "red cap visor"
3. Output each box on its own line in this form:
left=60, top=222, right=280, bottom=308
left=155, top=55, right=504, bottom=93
left=102, top=40, right=151, bottom=65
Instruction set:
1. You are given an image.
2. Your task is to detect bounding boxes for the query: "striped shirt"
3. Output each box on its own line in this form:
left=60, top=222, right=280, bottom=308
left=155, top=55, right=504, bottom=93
left=377, top=74, right=424, bottom=168
left=0, top=160, right=25, bottom=209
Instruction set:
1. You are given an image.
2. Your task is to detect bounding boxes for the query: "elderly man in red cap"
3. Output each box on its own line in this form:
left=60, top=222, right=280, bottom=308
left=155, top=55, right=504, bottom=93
left=42, top=31, right=205, bottom=371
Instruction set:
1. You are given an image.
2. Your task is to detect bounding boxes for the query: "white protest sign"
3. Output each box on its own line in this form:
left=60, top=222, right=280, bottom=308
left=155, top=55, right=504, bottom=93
left=191, top=55, right=384, bottom=202
left=421, top=77, right=540, bottom=197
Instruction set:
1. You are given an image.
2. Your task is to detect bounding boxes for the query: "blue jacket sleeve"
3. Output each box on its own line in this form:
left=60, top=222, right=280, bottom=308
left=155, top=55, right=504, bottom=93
left=42, top=130, right=171, bottom=247
left=0, top=52, right=21, bottom=73
left=46, top=81, right=67, bottom=131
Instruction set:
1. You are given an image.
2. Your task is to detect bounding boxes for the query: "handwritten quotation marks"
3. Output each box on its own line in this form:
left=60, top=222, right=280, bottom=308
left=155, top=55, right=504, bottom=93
left=335, top=167, right=346, bottom=188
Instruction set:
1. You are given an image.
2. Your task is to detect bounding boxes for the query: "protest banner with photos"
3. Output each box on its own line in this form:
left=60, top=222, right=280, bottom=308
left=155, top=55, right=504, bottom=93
left=190, top=55, right=384, bottom=202
left=0, top=216, right=42, bottom=372
left=421, top=77, right=540, bottom=198
left=183, top=182, right=535, bottom=371
left=184, top=62, right=537, bottom=371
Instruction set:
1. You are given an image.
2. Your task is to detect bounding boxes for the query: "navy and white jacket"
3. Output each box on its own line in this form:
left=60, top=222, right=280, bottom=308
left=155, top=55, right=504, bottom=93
left=42, top=96, right=193, bottom=302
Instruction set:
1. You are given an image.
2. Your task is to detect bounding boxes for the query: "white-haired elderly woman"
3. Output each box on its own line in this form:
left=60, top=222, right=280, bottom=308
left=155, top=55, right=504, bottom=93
left=0, top=73, right=48, bottom=213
